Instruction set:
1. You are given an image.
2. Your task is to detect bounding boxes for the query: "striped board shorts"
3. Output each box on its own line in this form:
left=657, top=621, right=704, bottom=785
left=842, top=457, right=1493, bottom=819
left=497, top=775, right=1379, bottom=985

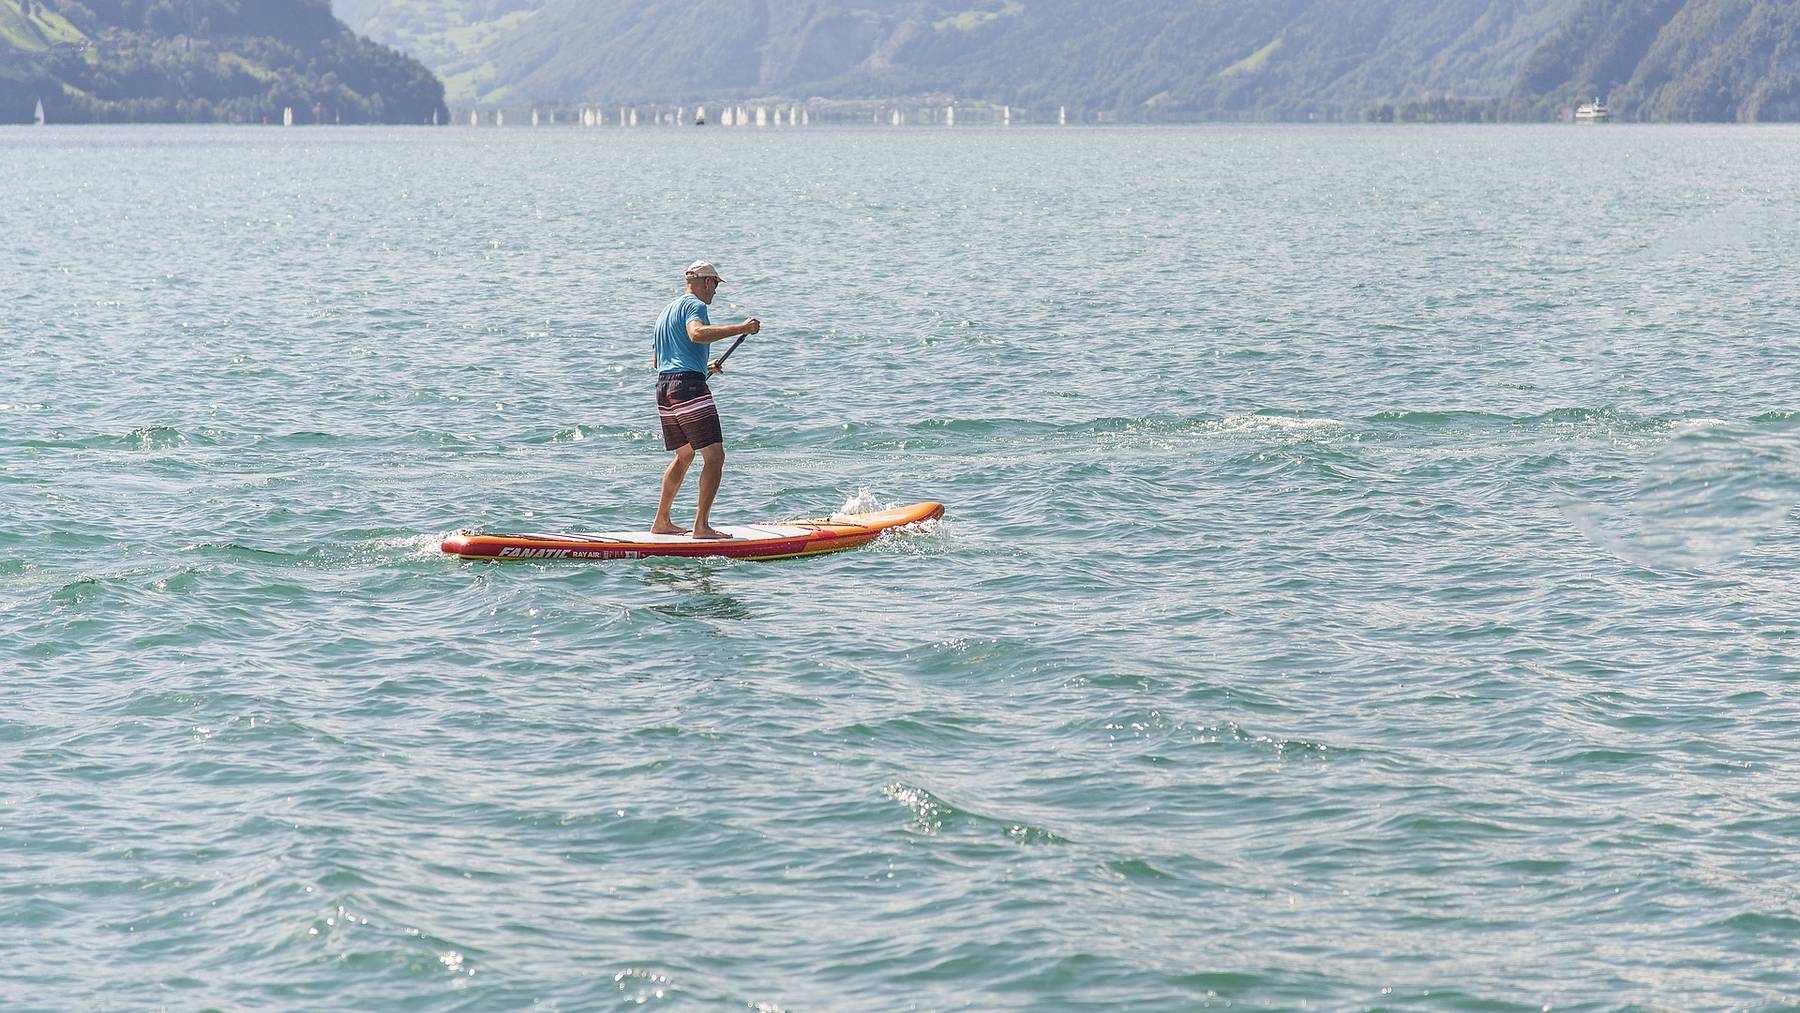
left=656, top=371, right=723, bottom=451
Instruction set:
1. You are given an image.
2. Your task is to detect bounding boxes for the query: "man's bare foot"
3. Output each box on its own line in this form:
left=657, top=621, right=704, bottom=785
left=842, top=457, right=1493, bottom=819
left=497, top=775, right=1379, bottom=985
left=690, top=524, right=734, bottom=540
left=650, top=521, right=690, bottom=535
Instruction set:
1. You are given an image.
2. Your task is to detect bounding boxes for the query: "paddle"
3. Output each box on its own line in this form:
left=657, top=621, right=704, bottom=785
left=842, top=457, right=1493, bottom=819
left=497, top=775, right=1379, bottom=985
left=717, top=333, right=748, bottom=367
left=709, top=331, right=749, bottom=377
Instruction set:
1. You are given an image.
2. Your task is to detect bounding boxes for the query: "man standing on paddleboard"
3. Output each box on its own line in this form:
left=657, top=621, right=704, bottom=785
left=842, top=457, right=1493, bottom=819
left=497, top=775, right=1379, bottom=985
left=650, top=260, right=760, bottom=539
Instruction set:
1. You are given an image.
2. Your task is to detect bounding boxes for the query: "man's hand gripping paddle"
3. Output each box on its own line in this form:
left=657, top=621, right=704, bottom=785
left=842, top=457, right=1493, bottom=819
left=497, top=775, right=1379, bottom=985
left=707, top=318, right=756, bottom=377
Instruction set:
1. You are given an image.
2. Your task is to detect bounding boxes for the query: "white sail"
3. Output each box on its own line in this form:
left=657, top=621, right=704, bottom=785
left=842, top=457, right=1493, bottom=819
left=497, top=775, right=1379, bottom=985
left=35, top=100, right=45, bottom=125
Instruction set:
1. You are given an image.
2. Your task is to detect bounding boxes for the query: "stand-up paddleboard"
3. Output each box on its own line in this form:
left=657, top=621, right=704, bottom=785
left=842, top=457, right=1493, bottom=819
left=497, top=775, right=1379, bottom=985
left=442, top=501, right=944, bottom=562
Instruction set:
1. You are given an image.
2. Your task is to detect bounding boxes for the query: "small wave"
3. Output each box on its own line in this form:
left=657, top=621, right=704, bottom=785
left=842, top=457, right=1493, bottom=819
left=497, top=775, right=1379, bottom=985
left=1668, top=417, right=1732, bottom=432
left=114, top=425, right=201, bottom=451
left=51, top=576, right=102, bottom=603
left=1361, top=408, right=1800, bottom=448
left=1210, top=412, right=1345, bottom=435
left=902, top=417, right=1013, bottom=436
left=311, top=533, right=450, bottom=567
left=1362, top=409, right=1516, bottom=428
left=357, top=533, right=447, bottom=563
left=880, top=781, right=1067, bottom=844
left=1089, top=712, right=1334, bottom=760
left=180, top=542, right=297, bottom=562
left=525, top=422, right=638, bottom=445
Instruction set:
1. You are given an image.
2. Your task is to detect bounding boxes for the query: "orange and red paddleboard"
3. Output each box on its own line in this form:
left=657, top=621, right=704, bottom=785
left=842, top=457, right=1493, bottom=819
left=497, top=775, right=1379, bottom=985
left=442, top=501, right=944, bottom=562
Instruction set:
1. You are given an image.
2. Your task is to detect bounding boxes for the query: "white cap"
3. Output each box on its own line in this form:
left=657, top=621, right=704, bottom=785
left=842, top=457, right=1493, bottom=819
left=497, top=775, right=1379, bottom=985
left=685, top=260, right=725, bottom=282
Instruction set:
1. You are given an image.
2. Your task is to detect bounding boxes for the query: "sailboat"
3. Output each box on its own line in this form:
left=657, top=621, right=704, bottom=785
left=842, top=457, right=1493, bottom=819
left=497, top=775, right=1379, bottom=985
left=35, top=100, right=45, bottom=126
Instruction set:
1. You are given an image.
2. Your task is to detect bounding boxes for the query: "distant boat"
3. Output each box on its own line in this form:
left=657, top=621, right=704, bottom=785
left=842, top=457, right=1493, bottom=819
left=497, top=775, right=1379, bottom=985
left=35, top=99, right=45, bottom=125
left=695, top=107, right=705, bottom=125
left=283, top=106, right=293, bottom=127
left=1575, top=98, right=1610, bottom=122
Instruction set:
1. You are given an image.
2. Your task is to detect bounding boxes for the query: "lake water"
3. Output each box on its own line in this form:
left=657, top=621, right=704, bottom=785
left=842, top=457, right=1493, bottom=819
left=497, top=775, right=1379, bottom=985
left=2, top=123, right=1797, bottom=1009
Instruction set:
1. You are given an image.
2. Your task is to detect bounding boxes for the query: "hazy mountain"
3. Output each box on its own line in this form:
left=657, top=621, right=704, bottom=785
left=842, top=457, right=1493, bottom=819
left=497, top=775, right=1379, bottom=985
left=2, top=0, right=446, bottom=124
left=331, top=0, right=1800, bottom=121
left=328, top=0, right=542, bottom=102
left=1515, top=0, right=1800, bottom=119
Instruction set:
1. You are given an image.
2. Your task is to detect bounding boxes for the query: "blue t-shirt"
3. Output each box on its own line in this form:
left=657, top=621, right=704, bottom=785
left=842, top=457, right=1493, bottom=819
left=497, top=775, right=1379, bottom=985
left=653, top=293, right=710, bottom=375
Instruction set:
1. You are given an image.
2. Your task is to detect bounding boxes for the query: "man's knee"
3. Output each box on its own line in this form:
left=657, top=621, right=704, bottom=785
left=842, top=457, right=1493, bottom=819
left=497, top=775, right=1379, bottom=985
left=672, top=444, right=695, bottom=464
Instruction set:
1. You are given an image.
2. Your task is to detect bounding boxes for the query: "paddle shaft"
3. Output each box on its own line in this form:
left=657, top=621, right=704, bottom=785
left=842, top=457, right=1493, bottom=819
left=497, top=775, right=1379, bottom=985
left=714, top=332, right=748, bottom=371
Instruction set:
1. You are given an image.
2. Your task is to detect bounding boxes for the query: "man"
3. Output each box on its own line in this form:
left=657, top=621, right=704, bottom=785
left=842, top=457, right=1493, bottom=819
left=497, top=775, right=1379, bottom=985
left=650, top=260, right=760, bottom=539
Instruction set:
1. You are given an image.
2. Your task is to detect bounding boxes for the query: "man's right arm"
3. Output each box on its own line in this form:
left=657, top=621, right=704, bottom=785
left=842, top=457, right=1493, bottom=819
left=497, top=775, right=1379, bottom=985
left=687, top=318, right=759, bottom=344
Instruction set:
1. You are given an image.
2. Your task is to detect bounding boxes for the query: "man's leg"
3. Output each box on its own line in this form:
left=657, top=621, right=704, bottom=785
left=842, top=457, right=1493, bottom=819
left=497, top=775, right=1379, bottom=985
left=691, top=443, right=730, bottom=539
left=652, top=444, right=695, bottom=534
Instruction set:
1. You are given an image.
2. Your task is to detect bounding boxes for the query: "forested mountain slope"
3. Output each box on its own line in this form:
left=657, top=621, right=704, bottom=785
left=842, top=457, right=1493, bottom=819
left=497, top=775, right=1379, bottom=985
left=2, top=0, right=446, bottom=123
left=333, top=0, right=1800, bottom=121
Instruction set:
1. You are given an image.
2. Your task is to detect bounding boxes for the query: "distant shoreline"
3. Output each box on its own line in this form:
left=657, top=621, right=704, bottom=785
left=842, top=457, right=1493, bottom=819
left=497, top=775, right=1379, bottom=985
left=7, top=120, right=1795, bottom=129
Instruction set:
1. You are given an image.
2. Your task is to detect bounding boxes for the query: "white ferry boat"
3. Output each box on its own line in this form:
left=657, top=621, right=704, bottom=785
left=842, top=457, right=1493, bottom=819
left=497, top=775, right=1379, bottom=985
left=1575, top=98, right=1610, bottom=122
